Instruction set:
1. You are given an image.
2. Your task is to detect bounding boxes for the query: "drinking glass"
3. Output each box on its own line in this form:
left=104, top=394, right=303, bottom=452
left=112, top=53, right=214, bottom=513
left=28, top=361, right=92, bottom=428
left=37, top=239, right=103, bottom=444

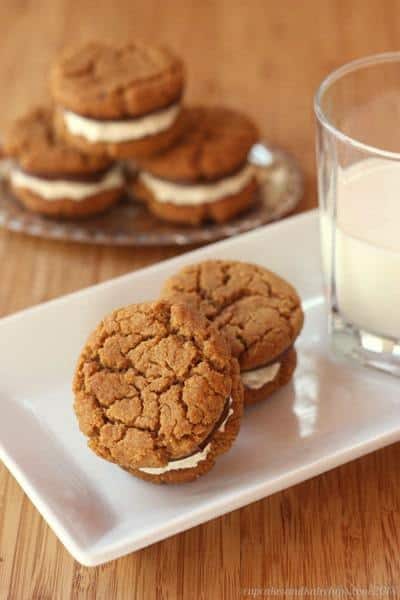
left=315, top=52, right=400, bottom=376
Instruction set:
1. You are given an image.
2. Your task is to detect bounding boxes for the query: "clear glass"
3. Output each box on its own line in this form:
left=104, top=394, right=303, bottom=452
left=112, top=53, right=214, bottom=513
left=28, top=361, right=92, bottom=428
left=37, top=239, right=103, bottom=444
left=315, top=53, right=400, bottom=376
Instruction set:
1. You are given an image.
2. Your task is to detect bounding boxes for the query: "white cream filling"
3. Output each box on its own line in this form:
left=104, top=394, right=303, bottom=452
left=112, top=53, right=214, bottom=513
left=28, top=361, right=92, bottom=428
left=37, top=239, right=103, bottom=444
left=139, top=398, right=234, bottom=475
left=139, top=163, right=255, bottom=206
left=10, top=165, right=124, bottom=201
left=241, top=362, right=281, bottom=390
left=63, top=103, right=180, bottom=143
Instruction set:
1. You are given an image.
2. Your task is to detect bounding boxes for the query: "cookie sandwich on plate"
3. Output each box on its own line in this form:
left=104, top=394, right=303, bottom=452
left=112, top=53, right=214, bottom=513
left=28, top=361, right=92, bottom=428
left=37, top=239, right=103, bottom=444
left=51, top=41, right=186, bottom=159
left=5, top=106, right=124, bottom=218
left=134, top=106, right=259, bottom=224
left=73, top=300, right=244, bottom=483
left=161, top=260, right=304, bottom=406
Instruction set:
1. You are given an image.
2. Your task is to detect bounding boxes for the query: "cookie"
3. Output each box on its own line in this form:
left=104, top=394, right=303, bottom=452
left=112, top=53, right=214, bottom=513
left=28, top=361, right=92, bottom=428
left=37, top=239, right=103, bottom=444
left=73, top=301, right=243, bottom=484
left=133, top=106, right=260, bottom=225
left=241, top=347, right=297, bottom=406
left=4, top=106, right=123, bottom=218
left=161, top=260, right=304, bottom=405
left=51, top=41, right=186, bottom=159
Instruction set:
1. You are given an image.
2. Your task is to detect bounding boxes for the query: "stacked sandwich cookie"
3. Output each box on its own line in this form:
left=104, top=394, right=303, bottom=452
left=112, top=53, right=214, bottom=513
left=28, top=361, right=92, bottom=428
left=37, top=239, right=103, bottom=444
left=4, top=40, right=261, bottom=225
left=134, top=106, right=259, bottom=224
left=51, top=41, right=186, bottom=160
left=73, top=301, right=243, bottom=483
left=161, top=260, right=304, bottom=406
left=5, top=107, right=124, bottom=218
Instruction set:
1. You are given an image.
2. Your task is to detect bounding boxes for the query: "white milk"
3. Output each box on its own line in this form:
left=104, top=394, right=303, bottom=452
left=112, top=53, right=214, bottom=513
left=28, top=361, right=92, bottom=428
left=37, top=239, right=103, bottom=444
left=321, top=158, right=400, bottom=339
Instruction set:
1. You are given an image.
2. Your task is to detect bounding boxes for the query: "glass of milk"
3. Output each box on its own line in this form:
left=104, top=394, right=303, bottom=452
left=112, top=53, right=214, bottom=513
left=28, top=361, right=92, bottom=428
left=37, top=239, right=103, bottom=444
left=315, top=53, right=400, bottom=376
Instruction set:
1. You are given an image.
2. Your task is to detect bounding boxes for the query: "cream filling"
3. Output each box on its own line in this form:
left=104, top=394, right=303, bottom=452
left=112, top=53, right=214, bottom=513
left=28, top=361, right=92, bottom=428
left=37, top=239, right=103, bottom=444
left=139, top=398, right=234, bottom=475
left=10, top=165, right=124, bottom=201
left=139, top=163, right=255, bottom=206
left=241, top=362, right=281, bottom=390
left=63, top=103, right=180, bottom=143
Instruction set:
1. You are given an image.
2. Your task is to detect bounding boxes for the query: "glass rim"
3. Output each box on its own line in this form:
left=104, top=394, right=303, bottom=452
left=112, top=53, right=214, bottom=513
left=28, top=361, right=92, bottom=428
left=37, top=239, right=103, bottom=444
left=314, top=51, right=400, bottom=160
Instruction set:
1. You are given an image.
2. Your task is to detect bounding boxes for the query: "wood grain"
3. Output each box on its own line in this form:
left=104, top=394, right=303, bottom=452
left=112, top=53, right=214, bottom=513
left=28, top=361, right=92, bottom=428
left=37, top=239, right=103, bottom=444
left=0, top=1, right=400, bottom=598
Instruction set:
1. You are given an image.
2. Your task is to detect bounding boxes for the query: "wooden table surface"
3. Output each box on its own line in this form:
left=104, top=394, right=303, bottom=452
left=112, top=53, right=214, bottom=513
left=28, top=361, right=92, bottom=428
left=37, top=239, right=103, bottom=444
left=1, top=1, right=400, bottom=598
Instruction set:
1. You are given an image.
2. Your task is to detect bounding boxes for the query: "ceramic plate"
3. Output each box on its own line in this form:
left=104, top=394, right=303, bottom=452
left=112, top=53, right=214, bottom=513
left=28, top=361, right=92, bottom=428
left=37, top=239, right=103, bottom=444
left=1, top=210, right=399, bottom=566
left=0, top=145, right=302, bottom=246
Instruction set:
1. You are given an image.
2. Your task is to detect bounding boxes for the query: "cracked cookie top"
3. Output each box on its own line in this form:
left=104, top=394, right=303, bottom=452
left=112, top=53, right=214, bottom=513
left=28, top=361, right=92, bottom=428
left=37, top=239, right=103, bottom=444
left=51, top=41, right=185, bottom=119
left=161, top=260, right=304, bottom=370
left=5, top=106, right=112, bottom=175
left=138, top=106, right=259, bottom=182
left=73, top=300, right=240, bottom=471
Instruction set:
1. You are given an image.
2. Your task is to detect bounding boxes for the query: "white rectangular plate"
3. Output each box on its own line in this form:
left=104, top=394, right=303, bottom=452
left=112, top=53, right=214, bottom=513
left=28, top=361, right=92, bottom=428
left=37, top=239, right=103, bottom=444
left=1, top=210, right=400, bottom=566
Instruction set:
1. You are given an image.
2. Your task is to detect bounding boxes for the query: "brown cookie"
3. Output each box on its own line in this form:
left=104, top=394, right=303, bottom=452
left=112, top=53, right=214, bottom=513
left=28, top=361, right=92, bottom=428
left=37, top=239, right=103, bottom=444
left=242, top=347, right=297, bottom=406
left=133, top=106, right=259, bottom=225
left=4, top=106, right=124, bottom=218
left=73, top=301, right=244, bottom=484
left=134, top=177, right=258, bottom=225
left=51, top=41, right=186, bottom=159
left=5, top=106, right=110, bottom=175
left=160, top=260, right=304, bottom=406
left=11, top=186, right=122, bottom=219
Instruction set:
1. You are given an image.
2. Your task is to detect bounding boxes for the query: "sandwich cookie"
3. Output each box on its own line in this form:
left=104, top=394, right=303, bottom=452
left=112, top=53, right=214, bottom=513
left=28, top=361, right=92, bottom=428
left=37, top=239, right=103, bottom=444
left=134, top=106, right=259, bottom=224
left=4, top=107, right=123, bottom=218
left=161, top=260, right=304, bottom=406
left=51, top=41, right=186, bottom=159
left=73, top=300, right=243, bottom=484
